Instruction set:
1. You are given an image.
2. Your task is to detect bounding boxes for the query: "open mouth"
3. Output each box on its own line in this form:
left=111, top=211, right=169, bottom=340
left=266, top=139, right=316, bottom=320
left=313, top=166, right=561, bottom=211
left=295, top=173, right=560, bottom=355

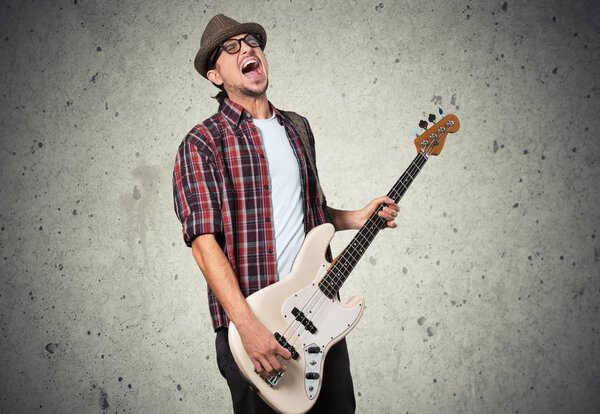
left=241, top=58, right=261, bottom=78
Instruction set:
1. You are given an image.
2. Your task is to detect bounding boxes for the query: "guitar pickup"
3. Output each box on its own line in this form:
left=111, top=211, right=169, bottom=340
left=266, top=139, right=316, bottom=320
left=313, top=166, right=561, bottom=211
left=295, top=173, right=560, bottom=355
left=274, top=332, right=299, bottom=360
left=291, top=307, right=318, bottom=334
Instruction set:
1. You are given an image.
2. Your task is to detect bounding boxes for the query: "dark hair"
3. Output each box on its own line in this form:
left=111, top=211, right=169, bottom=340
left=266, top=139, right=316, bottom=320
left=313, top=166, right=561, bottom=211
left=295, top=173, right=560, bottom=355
left=207, top=47, right=228, bottom=106
left=206, top=47, right=221, bottom=74
left=211, top=84, right=228, bottom=106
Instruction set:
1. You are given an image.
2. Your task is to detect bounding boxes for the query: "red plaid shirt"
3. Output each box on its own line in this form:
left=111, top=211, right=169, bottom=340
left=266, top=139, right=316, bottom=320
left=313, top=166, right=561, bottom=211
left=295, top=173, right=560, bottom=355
left=173, top=98, right=330, bottom=331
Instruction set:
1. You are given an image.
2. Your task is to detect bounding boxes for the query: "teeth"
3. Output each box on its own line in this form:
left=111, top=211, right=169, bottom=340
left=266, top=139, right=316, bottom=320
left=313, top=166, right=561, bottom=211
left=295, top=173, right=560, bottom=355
left=242, top=59, right=258, bottom=70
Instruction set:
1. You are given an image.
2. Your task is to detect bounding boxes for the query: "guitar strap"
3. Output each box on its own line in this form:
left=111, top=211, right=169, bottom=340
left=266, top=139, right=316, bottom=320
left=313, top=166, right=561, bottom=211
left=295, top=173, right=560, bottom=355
left=281, top=110, right=334, bottom=225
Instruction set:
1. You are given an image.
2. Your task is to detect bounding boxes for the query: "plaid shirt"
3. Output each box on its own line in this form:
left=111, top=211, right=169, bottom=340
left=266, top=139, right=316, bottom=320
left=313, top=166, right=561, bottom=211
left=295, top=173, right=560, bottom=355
left=173, top=97, right=330, bottom=331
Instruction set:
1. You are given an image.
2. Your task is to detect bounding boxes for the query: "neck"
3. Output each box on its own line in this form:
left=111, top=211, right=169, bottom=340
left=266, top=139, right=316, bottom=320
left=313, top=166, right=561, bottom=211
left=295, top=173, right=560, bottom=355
left=318, top=152, right=429, bottom=299
left=228, top=93, right=271, bottom=119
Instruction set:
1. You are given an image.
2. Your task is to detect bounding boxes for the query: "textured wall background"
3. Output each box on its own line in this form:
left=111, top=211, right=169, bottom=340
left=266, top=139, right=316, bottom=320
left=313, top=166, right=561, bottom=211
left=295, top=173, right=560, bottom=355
left=1, top=0, right=598, bottom=413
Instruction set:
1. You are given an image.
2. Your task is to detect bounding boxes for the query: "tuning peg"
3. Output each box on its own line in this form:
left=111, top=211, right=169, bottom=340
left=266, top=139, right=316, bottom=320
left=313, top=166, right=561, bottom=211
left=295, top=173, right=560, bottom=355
left=409, top=126, right=420, bottom=138
left=418, top=120, right=429, bottom=130
left=428, top=113, right=437, bottom=123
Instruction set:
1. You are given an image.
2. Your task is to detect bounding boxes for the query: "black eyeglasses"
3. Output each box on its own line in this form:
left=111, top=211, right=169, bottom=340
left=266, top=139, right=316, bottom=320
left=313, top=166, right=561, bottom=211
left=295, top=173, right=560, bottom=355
left=207, top=34, right=263, bottom=70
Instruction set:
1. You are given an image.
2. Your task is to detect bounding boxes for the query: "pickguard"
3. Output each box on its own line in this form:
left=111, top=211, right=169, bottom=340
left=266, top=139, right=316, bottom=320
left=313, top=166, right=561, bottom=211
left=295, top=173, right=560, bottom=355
left=282, top=282, right=363, bottom=350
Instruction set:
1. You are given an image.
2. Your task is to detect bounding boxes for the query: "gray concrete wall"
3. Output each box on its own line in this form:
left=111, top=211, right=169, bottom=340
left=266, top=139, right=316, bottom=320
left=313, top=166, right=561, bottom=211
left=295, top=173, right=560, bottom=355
left=1, top=0, right=598, bottom=413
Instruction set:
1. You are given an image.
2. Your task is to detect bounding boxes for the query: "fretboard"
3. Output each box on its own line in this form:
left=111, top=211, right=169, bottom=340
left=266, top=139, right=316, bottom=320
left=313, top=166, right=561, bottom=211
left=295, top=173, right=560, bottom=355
left=319, top=152, right=429, bottom=298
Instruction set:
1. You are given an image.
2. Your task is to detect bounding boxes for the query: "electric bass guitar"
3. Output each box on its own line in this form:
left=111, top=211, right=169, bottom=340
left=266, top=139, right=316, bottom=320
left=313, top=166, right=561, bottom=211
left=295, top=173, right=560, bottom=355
left=228, top=110, right=461, bottom=414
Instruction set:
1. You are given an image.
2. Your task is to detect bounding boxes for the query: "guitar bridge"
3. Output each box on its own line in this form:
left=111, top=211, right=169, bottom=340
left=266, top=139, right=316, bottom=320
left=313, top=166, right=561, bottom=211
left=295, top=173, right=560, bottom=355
left=264, top=370, right=285, bottom=388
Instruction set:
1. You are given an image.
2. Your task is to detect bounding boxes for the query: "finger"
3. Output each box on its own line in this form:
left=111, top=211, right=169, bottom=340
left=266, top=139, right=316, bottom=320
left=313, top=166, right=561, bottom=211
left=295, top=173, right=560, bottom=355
left=376, top=196, right=395, bottom=206
left=380, top=220, right=397, bottom=230
left=276, top=344, right=292, bottom=360
left=267, top=354, right=285, bottom=373
left=385, top=201, right=400, bottom=212
left=376, top=196, right=399, bottom=211
left=252, top=359, right=263, bottom=375
left=372, top=196, right=388, bottom=207
left=258, top=357, right=274, bottom=377
left=384, top=206, right=398, bottom=217
left=378, top=212, right=392, bottom=221
left=377, top=208, right=397, bottom=221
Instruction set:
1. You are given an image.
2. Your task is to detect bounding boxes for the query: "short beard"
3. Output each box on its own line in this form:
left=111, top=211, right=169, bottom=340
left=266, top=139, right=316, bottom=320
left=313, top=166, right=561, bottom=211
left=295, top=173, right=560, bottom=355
left=229, top=78, right=269, bottom=98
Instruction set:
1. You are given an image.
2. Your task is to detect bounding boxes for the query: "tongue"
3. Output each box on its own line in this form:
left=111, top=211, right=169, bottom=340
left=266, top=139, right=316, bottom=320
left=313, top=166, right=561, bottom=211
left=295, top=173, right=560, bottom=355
left=243, top=66, right=261, bottom=80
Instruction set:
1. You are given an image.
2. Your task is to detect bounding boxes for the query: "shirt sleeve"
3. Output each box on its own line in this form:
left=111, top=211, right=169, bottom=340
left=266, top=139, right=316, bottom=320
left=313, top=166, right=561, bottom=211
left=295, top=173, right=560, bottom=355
left=172, top=129, right=223, bottom=247
left=298, top=115, right=334, bottom=224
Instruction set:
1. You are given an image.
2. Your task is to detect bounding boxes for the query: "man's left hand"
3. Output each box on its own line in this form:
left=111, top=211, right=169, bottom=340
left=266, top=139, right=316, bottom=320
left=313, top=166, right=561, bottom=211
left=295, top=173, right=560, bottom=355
left=356, top=195, right=399, bottom=229
left=328, top=196, right=399, bottom=231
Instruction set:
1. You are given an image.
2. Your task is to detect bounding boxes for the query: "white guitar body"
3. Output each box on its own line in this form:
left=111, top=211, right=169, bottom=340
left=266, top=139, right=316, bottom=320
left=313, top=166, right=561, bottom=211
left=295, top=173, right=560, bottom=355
left=228, top=223, right=365, bottom=414
left=227, top=112, right=461, bottom=414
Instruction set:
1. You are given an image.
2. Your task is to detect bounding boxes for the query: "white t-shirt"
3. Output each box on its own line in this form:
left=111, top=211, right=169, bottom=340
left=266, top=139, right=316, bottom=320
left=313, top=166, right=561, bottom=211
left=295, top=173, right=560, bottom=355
left=252, top=114, right=305, bottom=280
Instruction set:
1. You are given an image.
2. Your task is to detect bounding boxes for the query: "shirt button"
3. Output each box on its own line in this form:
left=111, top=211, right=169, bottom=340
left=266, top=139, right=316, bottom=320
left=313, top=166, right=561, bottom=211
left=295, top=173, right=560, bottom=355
left=265, top=217, right=271, bottom=222
left=264, top=184, right=269, bottom=190
left=267, top=248, right=273, bottom=254
left=259, top=153, right=265, bottom=158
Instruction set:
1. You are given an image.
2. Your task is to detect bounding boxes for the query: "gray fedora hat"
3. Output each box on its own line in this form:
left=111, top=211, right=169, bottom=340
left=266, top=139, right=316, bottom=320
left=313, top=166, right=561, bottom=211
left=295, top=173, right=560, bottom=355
left=194, top=14, right=267, bottom=78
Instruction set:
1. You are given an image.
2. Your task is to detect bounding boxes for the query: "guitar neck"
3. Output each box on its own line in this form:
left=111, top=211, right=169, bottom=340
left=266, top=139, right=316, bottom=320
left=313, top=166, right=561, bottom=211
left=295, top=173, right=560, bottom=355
left=319, top=152, right=429, bottom=298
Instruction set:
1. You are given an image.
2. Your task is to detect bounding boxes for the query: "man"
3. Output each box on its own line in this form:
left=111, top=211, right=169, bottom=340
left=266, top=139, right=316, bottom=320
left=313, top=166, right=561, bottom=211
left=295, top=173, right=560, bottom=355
left=173, top=14, right=399, bottom=414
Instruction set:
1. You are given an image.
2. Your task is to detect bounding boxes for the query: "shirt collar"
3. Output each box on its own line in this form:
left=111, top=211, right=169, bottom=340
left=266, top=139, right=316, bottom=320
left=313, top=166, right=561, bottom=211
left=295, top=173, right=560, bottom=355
left=219, top=97, right=285, bottom=128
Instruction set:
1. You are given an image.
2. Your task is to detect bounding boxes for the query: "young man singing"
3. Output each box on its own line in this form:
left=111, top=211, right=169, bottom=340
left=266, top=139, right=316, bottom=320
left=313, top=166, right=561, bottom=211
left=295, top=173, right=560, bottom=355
left=173, top=14, right=399, bottom=414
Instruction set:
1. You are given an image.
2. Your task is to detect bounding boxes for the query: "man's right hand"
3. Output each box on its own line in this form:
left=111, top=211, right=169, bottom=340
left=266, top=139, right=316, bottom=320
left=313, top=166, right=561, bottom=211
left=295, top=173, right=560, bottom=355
left=237, top=318, right=292, bottom=378
left=191, top=235, right=291, bottom=377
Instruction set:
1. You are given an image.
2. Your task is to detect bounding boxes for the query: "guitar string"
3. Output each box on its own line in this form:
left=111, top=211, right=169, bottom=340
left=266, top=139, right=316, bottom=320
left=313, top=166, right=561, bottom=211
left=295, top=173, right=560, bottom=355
left=307, top=152, right=426, bottom=301
left=278, top=147, right=433, bottom=357
left=278, top=213, right=387, bottom=346
left=275, top=138, right=438, bottom=363
left=278, top=152, right=429, bottom=356
left=282, top=154, right=427, bottom=349
left=276, top=184, right=396, bottom=349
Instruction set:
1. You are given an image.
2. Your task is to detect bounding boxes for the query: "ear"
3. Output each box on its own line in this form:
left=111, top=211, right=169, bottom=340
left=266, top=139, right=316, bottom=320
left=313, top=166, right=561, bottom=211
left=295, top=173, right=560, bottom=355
left=207, top=69, right=223, bottom=86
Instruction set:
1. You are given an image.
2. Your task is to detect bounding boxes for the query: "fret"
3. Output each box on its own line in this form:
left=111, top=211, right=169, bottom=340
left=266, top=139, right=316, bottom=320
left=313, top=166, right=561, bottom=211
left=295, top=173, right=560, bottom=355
left=319, top=152, right=429, bottom=298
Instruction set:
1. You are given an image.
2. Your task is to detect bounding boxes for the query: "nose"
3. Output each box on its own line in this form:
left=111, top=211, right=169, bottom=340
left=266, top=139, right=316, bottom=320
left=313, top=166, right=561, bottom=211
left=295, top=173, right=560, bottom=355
left=239, top=39, right=254, bottom=55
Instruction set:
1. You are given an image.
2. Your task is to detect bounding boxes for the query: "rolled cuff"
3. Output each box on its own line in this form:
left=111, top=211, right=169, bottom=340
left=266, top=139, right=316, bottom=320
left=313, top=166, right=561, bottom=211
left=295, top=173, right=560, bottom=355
left=182, top=209, right=223, bottom=247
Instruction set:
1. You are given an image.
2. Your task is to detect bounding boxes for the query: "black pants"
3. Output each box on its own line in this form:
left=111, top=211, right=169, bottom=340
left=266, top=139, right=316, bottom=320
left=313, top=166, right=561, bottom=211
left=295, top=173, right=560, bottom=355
left=215, top=328, right=356, bottom=414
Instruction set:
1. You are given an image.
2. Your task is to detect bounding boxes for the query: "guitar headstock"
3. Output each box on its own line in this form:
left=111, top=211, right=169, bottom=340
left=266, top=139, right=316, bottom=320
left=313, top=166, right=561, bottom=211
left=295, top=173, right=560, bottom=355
left=412, top=108, right=460, bottom=156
